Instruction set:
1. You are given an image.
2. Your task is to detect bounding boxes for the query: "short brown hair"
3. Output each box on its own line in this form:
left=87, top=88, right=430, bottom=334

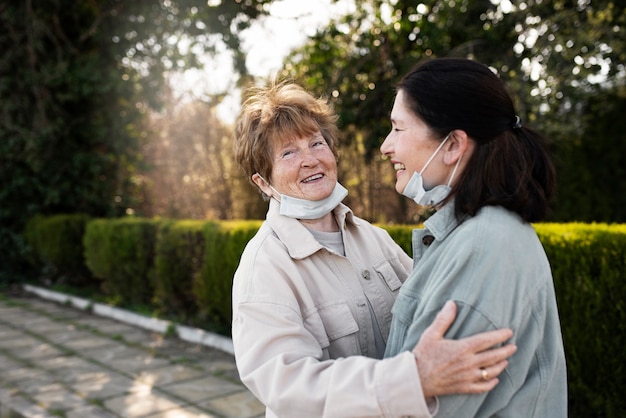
left=234, top=80, right=339, bottom=189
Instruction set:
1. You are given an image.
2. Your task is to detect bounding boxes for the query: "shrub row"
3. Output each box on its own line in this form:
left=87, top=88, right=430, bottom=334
left=22, top=215, right=626, bottom=417
left=23, top=215, right=262, bottom=332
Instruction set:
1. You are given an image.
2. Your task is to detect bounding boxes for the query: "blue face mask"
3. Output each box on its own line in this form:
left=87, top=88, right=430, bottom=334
left=402, top=133, right=461, bottom=207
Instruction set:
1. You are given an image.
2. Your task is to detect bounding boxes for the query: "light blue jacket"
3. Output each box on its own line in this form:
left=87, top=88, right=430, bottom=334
left=385, top=203, right=567, bottom=417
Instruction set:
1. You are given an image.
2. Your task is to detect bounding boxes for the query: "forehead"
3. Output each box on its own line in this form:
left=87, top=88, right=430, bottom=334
left=274, top=130, right=323, bottom=148
left=391, top=90, right=423, bottom=125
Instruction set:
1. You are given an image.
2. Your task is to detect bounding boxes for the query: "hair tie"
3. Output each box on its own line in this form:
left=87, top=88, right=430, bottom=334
left=512, top=115, right=523, bottom=130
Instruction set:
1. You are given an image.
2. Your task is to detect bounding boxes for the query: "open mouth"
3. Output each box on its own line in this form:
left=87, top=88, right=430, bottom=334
left=302, top=174, right=324, bottom=183
left=393, top=163, right=406, bottom=172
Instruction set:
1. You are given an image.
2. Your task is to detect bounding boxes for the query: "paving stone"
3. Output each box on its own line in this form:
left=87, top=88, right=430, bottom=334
left=45, top=329, right=97, bottom=344
left=136, top=364, right=208, bottom=386
left=0, top=292, right=260, bottom=418
left=63, top=335, right=118, bottom=351
left=31, top=354, right=120, bottom=387
left=4, top=341, right=65, bottom=361
left=0, top=366, right=48, bottom=385
left=28, top=383, right=86, bottom=411
left=5, top=370, right=58, bottom=394
left=198, top=390, right=265, bottom=418
left=0, top=354, right=24, bottom=374
left=64, top=404, right=119, bottom=418
left=110, top=328, right=155, bottom=346
left=160, top=375, right=242, bottom=403
left=104, top=390, right=187, bottom=418
left=1, top=312, right=55, bottom=328
left=81, top=344, right=147, bottom=362
left=143, top=406, right=218, bottom=417
left=106, top=353, right=171, bottom=376
left=0, top=334, right=43, bottom=351
left=70, top=373, right=148, bottom=399
left=0, top=326, right=22, bottom=340
left=24, top=320, right=80, bottom=334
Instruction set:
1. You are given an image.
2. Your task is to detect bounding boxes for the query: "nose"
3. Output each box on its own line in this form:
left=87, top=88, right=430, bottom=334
left=380, top=132, right=393, bottom=157
left=300, top=147, right=319, bottom=166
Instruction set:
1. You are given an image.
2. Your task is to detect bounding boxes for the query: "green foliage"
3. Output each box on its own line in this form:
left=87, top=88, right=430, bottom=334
left=282, top=0, right=626, bottom=223
left=83, top=218, right=159, bottom=306
left=0, top=0, right=273, bottom=281
left=535, top=223, right=626, bottom=417
left=550, top=91, right=626, bottom=223
left=195, top=221, right=262, bottom=328
left=23, top=214, right=92, bottom=286
left=379, top=224, right=415, bottom=256
left=153, top=220, right=208, bottom=321
left=24, top=214, right=626, bottom=415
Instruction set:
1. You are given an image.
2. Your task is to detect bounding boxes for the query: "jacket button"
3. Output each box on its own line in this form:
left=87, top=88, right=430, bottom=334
left=362, top=270, right=371, bottom=280
left=422, top=235, right=435, bottom=246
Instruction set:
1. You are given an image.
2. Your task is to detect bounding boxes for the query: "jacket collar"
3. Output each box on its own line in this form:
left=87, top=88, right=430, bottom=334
left=422, top=201, right=465, bottom=241
left=265, top=198, right=358, bottom=259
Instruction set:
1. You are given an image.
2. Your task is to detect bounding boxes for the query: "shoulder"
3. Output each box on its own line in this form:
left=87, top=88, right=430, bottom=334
left=457, top=206, right=535, bottom=243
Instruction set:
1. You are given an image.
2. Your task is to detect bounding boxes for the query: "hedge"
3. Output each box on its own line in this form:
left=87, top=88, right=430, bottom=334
left=535, top=223, right=626, bottom=417
left=195, top=220, right=262, bottom=331
left=21, top=215, right=626, bottom=417
left=83, top=217, right=159, bottom=306
left=23, top=213, right=91, bottom=285
left=153, top=219, right=209, bottom=323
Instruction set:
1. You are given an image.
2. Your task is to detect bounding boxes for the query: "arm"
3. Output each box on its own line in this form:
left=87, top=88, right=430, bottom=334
left=414, top=300, right=517, bottom=399
left=233, top=300, right=431, bottom=418
left=234, top=299, right=515, bottom=418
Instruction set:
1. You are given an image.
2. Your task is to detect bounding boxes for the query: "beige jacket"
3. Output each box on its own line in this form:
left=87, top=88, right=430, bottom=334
left=232, top=200, right=433, bottom=417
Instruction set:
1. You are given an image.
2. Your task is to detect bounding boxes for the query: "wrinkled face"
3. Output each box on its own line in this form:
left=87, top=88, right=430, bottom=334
left=266, top=130, right=338, bottom=201
left=380, top=90, right=450, bottom=194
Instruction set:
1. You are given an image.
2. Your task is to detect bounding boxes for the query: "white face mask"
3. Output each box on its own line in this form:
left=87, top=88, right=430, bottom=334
left=402, top=133, right=462, bottom=207
left=278, top=182, right=348, bottom=219
left=258, top=175, right=348, bottom=220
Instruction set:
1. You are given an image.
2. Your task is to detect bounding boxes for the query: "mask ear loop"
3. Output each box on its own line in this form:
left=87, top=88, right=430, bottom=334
left=255, top=173, right=282, bottom=202
left=419, top=132, right=452, bottom=175
left=446, top=154, right=462, bottom=187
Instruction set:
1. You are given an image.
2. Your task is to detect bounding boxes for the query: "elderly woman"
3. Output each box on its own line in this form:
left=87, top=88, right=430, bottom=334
left=231, top=80, right=517, bottom=418
left=381, top=58, right=567, bottom=416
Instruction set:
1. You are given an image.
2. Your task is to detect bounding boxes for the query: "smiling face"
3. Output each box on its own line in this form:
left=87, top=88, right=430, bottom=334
left=255, top=130, right=338, bottom=201
left=380, top=90, right=451, bottom=194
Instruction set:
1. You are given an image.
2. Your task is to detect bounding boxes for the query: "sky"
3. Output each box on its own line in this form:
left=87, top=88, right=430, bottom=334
left=174, top=0, right=353, bottom=123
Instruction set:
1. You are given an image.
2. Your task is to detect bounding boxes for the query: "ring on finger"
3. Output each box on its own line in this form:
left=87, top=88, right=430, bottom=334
left=480, top=368, right=489, bottom=381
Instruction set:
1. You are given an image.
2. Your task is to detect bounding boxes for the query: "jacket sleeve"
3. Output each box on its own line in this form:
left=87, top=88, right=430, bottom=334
left=233, top=299, right=432, bottom=418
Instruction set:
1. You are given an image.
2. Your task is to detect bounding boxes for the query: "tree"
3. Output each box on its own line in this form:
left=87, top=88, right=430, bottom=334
left=281, top=0, right=626, bottom=223
left=0, top=0, right=273, bottom=281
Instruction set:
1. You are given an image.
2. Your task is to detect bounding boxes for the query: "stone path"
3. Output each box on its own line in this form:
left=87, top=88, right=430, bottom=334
left=0, top=291, right=264, bottom=418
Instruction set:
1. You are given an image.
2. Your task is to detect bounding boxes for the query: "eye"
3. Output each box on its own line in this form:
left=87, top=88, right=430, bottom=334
left=312, top=139, right=326, bottom=147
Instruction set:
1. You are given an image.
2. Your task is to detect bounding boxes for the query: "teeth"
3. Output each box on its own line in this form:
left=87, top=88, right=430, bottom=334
left=303, top=174, right=323, bottom=182
left=393, top=163, right=405, bottom=171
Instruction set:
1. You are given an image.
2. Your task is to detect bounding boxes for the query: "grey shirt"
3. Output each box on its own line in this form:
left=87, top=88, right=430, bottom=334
left=385, top=203, right=567, bottom=417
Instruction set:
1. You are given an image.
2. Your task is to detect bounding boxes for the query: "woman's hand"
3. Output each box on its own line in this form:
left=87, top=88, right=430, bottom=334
left=413, top=300, right=517, bottom=398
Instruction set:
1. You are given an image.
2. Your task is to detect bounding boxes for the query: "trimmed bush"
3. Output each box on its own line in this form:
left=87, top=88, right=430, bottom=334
left=535, top=223, right=626, bottom=417
left=83, top=217, right=160, bottom=306
left=23, top=214, right=92, bottom=285
left=21, top=214, right=626, bottom=416
left=379, top=224, right=415, bottom=256
left=153, top=220, right=208, bottom=322
left=194, top=220, right=262, bottom=331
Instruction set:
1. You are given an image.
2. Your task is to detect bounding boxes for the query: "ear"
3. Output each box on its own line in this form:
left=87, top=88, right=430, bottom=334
left=252, top=173, right=274, bottom=198
left=443, top=130, right=473, bottom=165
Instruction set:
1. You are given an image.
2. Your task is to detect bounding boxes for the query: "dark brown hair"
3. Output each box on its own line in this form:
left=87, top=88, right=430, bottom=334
left=397, top=58, right=555, bottom=222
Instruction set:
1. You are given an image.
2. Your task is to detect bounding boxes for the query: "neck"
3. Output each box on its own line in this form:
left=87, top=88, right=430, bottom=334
left=299, top=212, right=339, bottom=232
